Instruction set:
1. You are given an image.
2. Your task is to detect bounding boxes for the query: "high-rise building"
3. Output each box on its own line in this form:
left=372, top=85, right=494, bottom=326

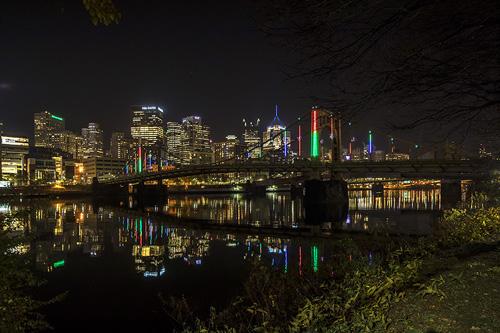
left=54, top=130, right=84, bottom=160
left=130, top=105, right=164, bottom=147
left=182, top=116, right=211, bottom=165
left=110, top=132, right=132, bottom=160
left=165, top=122, right=185, bottom=165
left=81, top=123, right=104, bottom=159
left=34, top=111, right=65, bottom=148
left=242, top=118, right=261, bottom=159
left=212, top=135, right=241, bottom=163
left=262, top=107, right=291, bottom=158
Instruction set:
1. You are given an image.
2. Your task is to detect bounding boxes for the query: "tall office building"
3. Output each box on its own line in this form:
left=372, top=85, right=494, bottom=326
left=181, top=116, right=211, bottom=165
left=165, top=122, right=185, bottom=165
left=54, top=130, right=84, bottom=160
left=130, top=105, right=164, bottom=147
left=81, top=123, right=104, bottom=158
left=262, top=107, right=291, bottom=158
left=242, top=118, right=261, bottom=159
left=212, top=135, right=241, bottom=163
left=34, top=111, right=65, bottom=148
left=110, top=132, right=132, bottom=160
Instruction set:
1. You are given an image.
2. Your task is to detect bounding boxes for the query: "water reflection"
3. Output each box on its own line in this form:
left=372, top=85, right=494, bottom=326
left=0, top=190, right=447, bottom=330
left=2, top=189, right=443, bottom=277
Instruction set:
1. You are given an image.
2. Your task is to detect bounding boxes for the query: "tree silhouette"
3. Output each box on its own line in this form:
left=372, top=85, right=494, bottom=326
left=256, top=0, right=499, bottom=140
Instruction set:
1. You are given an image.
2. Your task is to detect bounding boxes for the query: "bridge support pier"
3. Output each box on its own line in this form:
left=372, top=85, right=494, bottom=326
left=244, top=181, right=266, bottom=195
left=441, top=180, right=462, bottom=209
left=372, top=183, right=384, bottom=196
left=303, top=178, right=348, bottom=225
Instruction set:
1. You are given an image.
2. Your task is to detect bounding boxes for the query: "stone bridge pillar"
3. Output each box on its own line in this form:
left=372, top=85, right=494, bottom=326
left=303, top=178, right=348, bottom=225
left=441, top=180, right=462, bottom=209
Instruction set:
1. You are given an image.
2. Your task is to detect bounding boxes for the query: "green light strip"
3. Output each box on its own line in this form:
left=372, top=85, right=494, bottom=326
left=51, top=115, right=63, bottom=121
left=312, top=246, right=318, bottom=272
left=311, top=132, right=319, bottom=158
left=53, top=259, right=65, bottom=268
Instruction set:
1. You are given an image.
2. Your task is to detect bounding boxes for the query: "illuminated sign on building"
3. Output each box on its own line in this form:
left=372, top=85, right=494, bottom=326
left=141, top=106, right=163, bottom=112
left=51, top=115, right=64, bottom=121
left=1, top=136, right=29, bottom=146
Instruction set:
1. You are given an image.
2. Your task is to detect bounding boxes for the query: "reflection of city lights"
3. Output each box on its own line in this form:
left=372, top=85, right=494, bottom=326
left=312, top=246, right=319, bottom=273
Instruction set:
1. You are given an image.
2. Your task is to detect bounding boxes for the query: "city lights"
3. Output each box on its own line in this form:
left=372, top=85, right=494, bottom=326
left=50, top=115, right=63, bottom=121
left=311, top=108, right=319, bottom=158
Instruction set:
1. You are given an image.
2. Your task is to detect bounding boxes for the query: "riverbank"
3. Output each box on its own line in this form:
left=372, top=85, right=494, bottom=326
left=388, top=241, right=500, bottom=332
left=169, top=206, right=500, bottom=332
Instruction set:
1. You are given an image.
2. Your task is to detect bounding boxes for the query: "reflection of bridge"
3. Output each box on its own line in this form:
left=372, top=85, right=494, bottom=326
left=102, top=159, right=496, bottom=185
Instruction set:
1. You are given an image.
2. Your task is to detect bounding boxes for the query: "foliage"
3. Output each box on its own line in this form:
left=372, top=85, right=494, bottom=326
left=0, top=213, right=49, bottom=332
left=435, top=207, right=500, bottom=247
left=256, top=0, right=500, bottom=140
left=166, top=201, right=500, bottom=332
left=82, top=0, right=121, bottom=26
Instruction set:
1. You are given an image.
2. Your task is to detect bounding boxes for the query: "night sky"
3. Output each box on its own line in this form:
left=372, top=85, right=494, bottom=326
left=0, top=1, right=322, bottom=141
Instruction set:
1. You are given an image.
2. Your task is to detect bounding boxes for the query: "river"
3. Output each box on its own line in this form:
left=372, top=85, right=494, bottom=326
left=1, top=188, right=443, bottom=331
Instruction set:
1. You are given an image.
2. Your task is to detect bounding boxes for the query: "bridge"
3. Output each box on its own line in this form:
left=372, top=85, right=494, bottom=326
left=101, top=159, right=496, bottom=186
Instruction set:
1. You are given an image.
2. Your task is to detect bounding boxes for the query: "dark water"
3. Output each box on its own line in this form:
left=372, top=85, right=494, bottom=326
left=2, top=189, right=442, bottom=331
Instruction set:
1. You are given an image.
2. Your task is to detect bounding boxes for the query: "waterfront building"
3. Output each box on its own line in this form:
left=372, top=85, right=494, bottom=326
left=130, top=105, right=164, bottom=147
left=181, top=116, right=211, bottom=165
left=385, top=152, right=410, bottom=161
left=262, top=107, right=291, bottom=159
left=81, top=123, right=104, bottom=158
left=242, top=118, right=261, bottom=159
left=0, top=135, right=29, bottom=185
left=373, top=150, right=386, bottom=162
left=25, top=147, right=74, bottom=184
left=165, top=122, right=185, bottom=165
left=82, top=157, right=126, bottom=182
left=34, top=111, right=65, bottom=149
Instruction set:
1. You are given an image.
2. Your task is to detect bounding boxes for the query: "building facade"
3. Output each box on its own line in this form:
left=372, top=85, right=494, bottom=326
left=262, top=108, right=291, bottom=159
left=54, top=130, right=84, bottom=160
left=181, top=116, right=211, bottom=165
left=81, top=123, right=104, bottom=159
left=0, top=135, right=29, bottom=185
left=83, top=157, right=126, bottom=182
left=242, top=118, right=261, bottom=159
left=110, top=132, right=133, bottom=160
left=130, top=105, right=164, bottom=147
left=165, top=122, right=185, bottom=165
left=212, top=135, right=241, bottom=164
left=34, top=111, right=65, bottom=149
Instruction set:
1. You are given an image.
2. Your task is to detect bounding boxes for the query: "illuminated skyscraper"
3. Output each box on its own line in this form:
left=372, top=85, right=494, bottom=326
left=212, top=135, right=241, bottom=163
left=34, top=111, right=65, bottom=148
left=165, top=122, right=185, bottom=165
left=181, top=116, right=211, bottom=165
left=242, top=118, right=261, bottom=159
left=81, top=123, right=104, bottom=158
left=262, top=106, right=291, bottom=158
left=54, top=130, right=84, bottom=160
left=110, top=132, right=133, bottom=160
left=130, top=105, right=164, bottom=147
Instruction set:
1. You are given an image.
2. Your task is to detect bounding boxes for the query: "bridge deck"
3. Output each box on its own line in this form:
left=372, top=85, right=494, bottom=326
left=102, top=159, right=497, bottom=185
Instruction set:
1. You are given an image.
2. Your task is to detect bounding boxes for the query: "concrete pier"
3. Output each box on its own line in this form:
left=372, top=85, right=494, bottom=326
left=303, top=179, right=348, bottom=225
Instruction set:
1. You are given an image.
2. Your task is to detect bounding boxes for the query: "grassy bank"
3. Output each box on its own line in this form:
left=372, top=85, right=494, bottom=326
left=167, top=187, right=500, bottom=332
